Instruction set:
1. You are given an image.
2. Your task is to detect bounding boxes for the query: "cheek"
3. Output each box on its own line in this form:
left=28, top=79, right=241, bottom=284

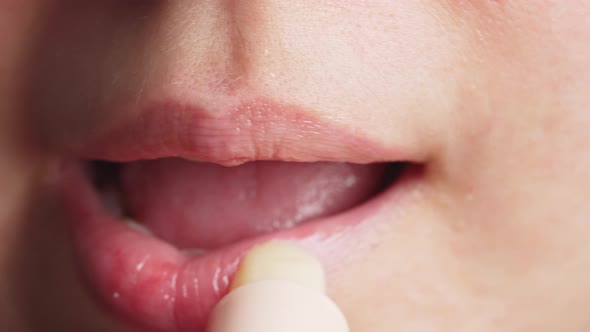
left=417, top=0, right=590, bottom=299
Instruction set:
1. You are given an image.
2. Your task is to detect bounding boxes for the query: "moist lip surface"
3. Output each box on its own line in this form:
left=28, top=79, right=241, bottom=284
left=60, top=99, right=420, bottom=332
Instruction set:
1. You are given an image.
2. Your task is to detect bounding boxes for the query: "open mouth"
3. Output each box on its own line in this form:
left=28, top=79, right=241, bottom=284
left=57, top=98, right=424, bottom=332
left=91, top=159, right=405, bottom=251
left=62, top=158, right=417, bottom=332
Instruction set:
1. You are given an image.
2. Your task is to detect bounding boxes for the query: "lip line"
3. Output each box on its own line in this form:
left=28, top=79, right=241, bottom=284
left=73, top=98, right=418, bottom=166
left=60, top=158, right=417, bottom=332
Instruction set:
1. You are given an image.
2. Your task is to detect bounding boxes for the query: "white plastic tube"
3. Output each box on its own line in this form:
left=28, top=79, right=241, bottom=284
left=206, top=242, right=350, bottom=332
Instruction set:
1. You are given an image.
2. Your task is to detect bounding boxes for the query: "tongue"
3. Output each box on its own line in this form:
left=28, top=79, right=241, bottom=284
left=120, top=158, right=385, bottom=249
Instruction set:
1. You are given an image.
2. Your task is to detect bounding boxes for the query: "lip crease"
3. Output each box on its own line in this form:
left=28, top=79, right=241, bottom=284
left=59, top=98, right=419, bottom=332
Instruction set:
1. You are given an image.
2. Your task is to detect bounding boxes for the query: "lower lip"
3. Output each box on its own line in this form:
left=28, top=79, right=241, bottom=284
left=59, top=160, right=413, bottom=332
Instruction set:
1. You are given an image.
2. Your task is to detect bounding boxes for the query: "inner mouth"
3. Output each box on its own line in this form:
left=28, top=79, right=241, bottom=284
left=90, top=159, right=407, bottom=251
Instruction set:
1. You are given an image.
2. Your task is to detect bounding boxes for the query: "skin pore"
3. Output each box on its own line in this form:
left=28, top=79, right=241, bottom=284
left=2, top=1, right=590, bottom=331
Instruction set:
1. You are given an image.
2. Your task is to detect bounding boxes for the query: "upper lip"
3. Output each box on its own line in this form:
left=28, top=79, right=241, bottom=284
left=73, top=98, right=412, bottom=165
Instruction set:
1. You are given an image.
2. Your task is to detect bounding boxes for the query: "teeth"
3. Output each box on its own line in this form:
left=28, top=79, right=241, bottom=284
left=181, top=248, right=209, bottom=257
left=123, top=219, right=154, bottom=236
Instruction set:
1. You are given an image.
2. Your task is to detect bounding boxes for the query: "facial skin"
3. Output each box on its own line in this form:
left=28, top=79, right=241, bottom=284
left=2, top=1, right=590, bottom=331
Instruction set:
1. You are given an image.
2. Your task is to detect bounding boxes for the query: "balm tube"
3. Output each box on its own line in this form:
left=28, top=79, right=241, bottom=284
left=206, top=242, right=350, bottom=332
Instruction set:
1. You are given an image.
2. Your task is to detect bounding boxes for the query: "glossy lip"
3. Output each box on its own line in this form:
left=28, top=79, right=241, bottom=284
left=59, top=99, right=421, bottom=332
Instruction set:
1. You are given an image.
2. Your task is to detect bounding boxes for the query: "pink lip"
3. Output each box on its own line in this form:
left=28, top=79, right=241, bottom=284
left=59, top=99, right=419, bottom=332
left=75, top=99, right=412, bottom=164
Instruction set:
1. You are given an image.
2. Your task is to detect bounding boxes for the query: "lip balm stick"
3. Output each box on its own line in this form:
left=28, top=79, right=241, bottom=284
left=206, top=242, right=350, bottom=332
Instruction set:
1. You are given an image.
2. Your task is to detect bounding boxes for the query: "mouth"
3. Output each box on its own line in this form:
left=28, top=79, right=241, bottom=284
left=59, top=99, right=424, bottom=332
left=94, top=159, right=403, bottom=250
